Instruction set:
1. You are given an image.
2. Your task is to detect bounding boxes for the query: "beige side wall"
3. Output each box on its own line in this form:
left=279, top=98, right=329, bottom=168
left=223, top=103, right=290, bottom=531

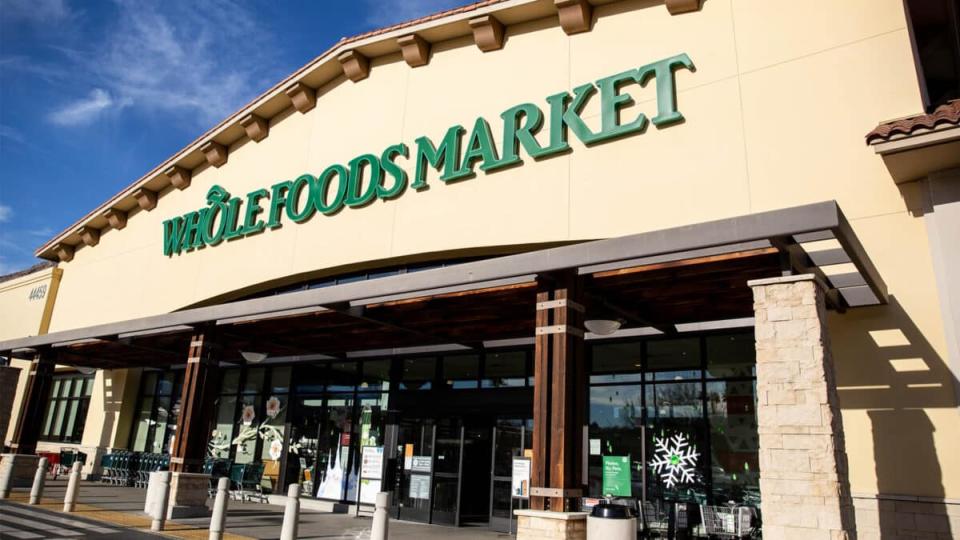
left=1, top=267, right=61, bottom=446
left=33, top=0, right=958, bottom=499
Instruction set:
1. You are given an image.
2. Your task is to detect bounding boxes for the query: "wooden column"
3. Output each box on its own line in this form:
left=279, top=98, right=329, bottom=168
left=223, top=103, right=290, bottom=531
left=531, top=272, right=586, bottom=512
left=9, top=350, right=56, bottom=455
left=169, top=331, right=220, bottom=473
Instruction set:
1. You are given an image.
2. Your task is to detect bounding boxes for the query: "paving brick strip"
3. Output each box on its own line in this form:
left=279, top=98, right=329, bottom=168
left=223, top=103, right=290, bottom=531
left=3, top=492, right=253, bottom=540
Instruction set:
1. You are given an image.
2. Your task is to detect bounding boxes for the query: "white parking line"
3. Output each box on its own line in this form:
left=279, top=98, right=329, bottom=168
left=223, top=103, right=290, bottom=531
left=0, top=515, right=82, bottom=537
left=0, top=524, right=44, bottom=539
left=1, top=505, right=116, bottom=534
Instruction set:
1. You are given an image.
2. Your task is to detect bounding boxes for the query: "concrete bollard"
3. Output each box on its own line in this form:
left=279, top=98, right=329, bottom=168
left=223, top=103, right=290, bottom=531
left=29, top=457, right=48, bottom=505
left=150, top=471, right=171, bottom=532
left=371, top=491, right=390, bottom=540
left=209, top=476, right=230, bottom=540
left=280, top=483, right=300, bottom=540
left=63, top=462, right=82, bottom=512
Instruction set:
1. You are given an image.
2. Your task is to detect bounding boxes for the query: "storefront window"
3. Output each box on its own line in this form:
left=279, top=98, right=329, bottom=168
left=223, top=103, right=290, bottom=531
left=587, top=332, right=759, bottom=510
left=400, top=357, right=435, bottom=390
left=591, top=342, right=643, bottom=383
left=129, top=369, right=183, bottom=453
left=40, top=373, right=94, bottom=444
left=482, top=351, right=526, bottom=388
left=442, top=354, right=479, bottom=389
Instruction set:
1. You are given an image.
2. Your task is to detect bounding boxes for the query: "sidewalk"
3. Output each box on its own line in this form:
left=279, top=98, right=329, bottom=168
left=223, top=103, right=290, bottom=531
left=4, top=478, right=506, bottom=539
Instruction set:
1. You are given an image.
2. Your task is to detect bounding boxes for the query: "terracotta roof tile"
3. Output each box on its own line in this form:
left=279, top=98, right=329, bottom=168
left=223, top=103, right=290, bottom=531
left=866, top=100, right=960, bottom=144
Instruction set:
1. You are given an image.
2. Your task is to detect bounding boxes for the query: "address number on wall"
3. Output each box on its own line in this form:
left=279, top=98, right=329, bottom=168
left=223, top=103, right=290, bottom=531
left=28, top=284, right=47, bottom=301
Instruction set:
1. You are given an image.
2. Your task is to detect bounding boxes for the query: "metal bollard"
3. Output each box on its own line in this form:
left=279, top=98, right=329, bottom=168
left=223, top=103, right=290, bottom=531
left=280, top=483, right=300, bottom=540
left=29, top=457, right=48, bottom=505
left=63, top=461, right=82, bottom=512
left=150, top=471, right=171, bottom=531
left=371, top=492, right=390, bottom=540
left=209, top=476, right=230, bottom=540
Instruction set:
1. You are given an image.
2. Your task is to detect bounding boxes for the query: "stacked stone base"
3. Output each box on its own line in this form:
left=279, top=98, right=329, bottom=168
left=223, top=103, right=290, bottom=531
left=515, top=510, right=587, bottom=540
left=166, top=472, right=211, bottom=519
left=853, top=495, right=960, bottom=540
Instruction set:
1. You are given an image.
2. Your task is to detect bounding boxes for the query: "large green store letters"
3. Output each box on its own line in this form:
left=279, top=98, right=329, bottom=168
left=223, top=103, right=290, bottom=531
left=162, top=53, right=695, bottom=256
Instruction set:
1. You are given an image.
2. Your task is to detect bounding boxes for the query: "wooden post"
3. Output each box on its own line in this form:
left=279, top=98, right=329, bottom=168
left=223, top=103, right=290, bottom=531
left=532, top=272, right=586, bottom=512
left=169, top=331, right=220, bottom=474
left=10, top=350, right=56, bottom=455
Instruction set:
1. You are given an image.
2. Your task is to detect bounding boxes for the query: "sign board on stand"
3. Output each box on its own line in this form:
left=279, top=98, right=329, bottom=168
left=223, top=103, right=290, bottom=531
left=602, top=455, right=632, bottom=497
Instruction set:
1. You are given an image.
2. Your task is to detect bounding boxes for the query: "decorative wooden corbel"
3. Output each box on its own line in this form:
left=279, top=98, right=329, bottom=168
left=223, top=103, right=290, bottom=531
left=240, top=114, right=269, bottom=142
left=555, top=0, right=592, bottom=35
left=284, top=82, right=317, bottom=114
left=469, top=15, right=505, bottom=52
left=398, top=34, right=431, bottom=67
left=56, top=244, right=74, bottom=263
left=102, top=208, right=128, bottom=230
left=77, top=226, right=100, bottom=247
left=338, top=50, right=370, bottom=82
left=133, top=187, right=157, bottom=211
left=665, top=0, right=701, bottom=15
left=201, top=141, right=228, bottom=168
left=165, top=165, right=192, bottom=190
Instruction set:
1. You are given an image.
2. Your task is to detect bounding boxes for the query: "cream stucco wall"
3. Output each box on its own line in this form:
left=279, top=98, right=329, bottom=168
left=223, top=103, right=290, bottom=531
left=17, top=0, right=957, bottom=499
left=1, top=266, right=60, bottom=446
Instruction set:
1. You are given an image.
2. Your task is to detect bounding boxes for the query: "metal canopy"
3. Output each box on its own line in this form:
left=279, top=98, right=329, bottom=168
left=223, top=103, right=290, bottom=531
left=0, top=200, right=886, bottom=358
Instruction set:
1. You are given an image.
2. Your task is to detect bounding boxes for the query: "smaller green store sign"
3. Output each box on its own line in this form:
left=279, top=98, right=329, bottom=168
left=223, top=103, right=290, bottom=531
left=602, top=455, right=632, bottom=497
left=162, top=53, right=695, bottom=256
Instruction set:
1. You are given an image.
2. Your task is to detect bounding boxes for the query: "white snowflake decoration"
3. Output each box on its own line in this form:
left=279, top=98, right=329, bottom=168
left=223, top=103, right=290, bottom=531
left=649, top=432, right=699, bottom=488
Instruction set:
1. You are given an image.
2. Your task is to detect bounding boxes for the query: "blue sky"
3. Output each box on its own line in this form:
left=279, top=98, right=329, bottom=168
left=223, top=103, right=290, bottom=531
left=0, top=0, right=471, bottom=275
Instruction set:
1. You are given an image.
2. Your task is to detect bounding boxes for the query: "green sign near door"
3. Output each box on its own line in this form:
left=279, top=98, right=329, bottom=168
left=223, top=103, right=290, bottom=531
left=602, top=455, right=632, bottom=497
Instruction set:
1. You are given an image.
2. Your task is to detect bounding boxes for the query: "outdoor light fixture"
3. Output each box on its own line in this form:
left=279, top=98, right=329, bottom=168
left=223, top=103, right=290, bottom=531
left=584, top=319, right=623, bottom=336
left=76, top=366, right=96, bottom=375
left=240, top=351, right=268, bottom=364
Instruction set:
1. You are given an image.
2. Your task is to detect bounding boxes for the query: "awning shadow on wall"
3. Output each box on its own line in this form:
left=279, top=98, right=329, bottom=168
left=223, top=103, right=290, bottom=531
left=829, top=295, right=957, bottom=539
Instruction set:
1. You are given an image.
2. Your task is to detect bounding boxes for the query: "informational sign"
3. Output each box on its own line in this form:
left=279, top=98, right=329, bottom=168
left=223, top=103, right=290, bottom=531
left=511, top=458, right=530, bottom=499
left=360, top=447, right=384, bottom=479
left=403, top=444, right=413, bottom=470
left=410, top=456, right=432, bottom=473
left=602, top=455, right=632, bottom=497
left=359, top=479, right=381, bottom=504
left=409, top=474, right=431, bottom=500
left=590, top=439, right=601, bottom=456
left=357, top=446, right=385, bottom=506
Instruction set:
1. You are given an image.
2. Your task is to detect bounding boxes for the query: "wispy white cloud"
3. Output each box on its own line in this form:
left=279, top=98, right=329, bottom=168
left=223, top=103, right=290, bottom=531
left=48, top=88, right=127, bottom=126
left=75, top=0, right=276, bottom=128
left=0, top=125, right=24, bottom=144
left=0, top=204, right=11, bottom=223
left=15, top=0, right=279, bottom=131
left=1, top=0, right=72, bottom=24
left=363, top=0, right=470, bottom=28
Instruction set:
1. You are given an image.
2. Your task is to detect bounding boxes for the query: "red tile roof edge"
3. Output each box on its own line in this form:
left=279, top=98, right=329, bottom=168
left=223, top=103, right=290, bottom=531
left=865, top=100, right=960, bottom=144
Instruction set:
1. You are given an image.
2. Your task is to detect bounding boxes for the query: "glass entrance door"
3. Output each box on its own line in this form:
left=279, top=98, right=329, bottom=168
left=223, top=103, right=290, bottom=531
left=430, top=418, right=464, bottom=525
left=489, top=419, right=531, bottom=532
left=393, top=418, right=435, bottom=523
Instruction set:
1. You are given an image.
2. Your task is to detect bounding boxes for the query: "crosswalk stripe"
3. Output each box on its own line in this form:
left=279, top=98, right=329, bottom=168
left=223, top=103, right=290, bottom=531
left=0, top=515, right=83, bottom=537
left=0, top=524, right=44, bottom=539
left=1, top=505, right=117, bottom=533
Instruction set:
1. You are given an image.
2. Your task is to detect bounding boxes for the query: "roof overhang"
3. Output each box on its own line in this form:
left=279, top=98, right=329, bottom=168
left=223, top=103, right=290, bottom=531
left=0, top=201, right=887, bottom=363
left=871, top=124, right=960, bottom=183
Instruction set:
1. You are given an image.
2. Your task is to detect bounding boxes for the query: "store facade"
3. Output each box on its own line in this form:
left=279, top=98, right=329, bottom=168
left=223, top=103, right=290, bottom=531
left=2, top=1, right=959, bottom=539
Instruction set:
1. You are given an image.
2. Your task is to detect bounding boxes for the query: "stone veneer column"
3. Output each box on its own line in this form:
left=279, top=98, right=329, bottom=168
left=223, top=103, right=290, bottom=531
left=748, top=274, right=857, bottom=540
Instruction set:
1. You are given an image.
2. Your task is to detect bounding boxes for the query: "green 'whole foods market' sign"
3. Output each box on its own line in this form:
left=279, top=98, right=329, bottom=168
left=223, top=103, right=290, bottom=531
left=162, top=53, right=695, bottom=256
